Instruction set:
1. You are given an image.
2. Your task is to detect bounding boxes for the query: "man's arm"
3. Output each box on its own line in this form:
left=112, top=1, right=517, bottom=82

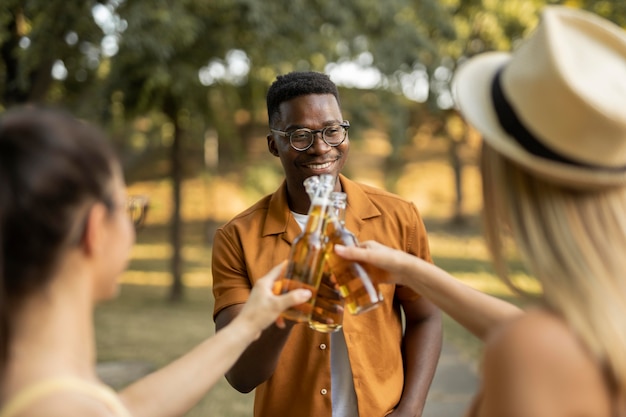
left=212, top=224, right=298, bottom=393
left=390, top=296, right=443, bottom=417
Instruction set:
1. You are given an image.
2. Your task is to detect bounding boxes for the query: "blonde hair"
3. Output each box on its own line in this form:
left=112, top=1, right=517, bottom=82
left=481, top=143, right=626, bottom=396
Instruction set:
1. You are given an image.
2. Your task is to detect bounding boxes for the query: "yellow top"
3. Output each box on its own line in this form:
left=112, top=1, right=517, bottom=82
left=0, top=377, right=132, bottom=417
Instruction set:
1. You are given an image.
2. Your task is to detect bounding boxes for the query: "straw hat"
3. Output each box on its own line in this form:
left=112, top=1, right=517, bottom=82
left=453, top=6, right=626, bottom=189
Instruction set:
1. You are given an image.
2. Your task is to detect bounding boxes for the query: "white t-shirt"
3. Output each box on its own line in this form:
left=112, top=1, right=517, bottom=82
left=292, top=212, right=359, bottom=417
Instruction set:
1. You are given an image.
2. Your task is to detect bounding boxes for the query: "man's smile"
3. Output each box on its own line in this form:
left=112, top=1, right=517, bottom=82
left=305, top=161, right=333, bottom=170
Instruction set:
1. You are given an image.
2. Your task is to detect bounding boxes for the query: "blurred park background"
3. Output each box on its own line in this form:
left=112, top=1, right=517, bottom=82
left=1, top=1, right=623, bottom=415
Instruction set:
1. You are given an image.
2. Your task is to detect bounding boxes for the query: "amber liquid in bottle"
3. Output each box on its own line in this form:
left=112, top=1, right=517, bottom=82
left=308, top=259, right=344, bottom=333
left=308, top=189, right=345, bottom=332
left=275, top=175, right=333, bottom=323
left=324, top=192, right=382, bottom=315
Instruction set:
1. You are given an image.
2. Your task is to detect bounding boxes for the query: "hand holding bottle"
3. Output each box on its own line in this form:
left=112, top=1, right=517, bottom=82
left=237, top=262, right=313, bottom=336
left=332, top=240, right=420, bottom=287
left=334, top=240, right=523, bottom=341
left=322, top=192, right=382, bottom=315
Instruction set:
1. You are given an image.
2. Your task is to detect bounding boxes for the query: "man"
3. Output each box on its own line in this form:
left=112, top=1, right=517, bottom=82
left=212, top=71, right=442, bottom=417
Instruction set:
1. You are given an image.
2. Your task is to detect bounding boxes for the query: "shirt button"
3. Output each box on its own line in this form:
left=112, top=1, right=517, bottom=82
left=319, top=343, right=327, bottom=350
left=321, top=388, right=328, bottom=395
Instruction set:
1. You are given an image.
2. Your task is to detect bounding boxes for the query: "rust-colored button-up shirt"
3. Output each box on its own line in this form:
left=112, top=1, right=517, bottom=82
left=212, top=175, right=432, bottom=417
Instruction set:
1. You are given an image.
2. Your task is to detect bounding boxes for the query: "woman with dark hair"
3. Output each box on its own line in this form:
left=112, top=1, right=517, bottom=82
left=0, top=106, right=310, bottom=417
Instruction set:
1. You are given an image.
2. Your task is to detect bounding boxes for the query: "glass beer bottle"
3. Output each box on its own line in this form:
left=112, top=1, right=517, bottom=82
left=324, top=191, right=383, bottom=315
left=304, top=175, right=320, bottom=202
left=308, top=191, right=346, bottom=333
left=275, top=174, right=334, bottom=322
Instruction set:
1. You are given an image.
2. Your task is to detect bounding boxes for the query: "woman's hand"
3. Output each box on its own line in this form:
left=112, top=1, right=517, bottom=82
left=237, top=262, right=312, bottom=336
left=334, top=240, right=424, bottom=287
left=335, top=240, right=523, bottom=341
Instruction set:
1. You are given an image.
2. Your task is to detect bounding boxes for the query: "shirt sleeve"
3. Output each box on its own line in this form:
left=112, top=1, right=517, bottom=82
left=211, top=226, right=252, bottom=320
left=394, top=202, right=432, bottom=302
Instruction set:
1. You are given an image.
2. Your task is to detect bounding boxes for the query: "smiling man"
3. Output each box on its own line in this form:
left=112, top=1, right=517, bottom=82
left=211, top=71, right=442, bottom=417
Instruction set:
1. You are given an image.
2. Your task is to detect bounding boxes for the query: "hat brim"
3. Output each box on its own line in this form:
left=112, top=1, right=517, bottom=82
left=453, top=52, right=626, bottom=189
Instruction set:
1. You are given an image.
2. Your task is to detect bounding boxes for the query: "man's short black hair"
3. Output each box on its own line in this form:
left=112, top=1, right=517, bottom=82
left=266, top=71, right=340, bottom=126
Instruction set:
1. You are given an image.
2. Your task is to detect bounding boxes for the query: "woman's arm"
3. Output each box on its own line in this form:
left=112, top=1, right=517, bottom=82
left=117, top=263, right=310, bottom=417
left=334, top=241, right=522, bottom=341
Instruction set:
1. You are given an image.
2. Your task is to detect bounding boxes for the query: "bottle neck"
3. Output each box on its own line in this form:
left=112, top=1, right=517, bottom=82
left=335, top=204, right=347, bottom=225
left=302, top=174, right=334, bottom=234
left=304, top=199, right=329, bottom=234
left=329, top=193, right=347, bottom=225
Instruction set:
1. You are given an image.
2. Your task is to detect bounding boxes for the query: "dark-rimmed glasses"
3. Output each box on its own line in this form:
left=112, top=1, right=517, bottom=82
left=270, top=121, right=350, bottom=151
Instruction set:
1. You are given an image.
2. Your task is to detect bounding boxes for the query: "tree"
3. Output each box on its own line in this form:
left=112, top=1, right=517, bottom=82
left=0, top=0, right=110, bottom=111
left=9, top=0, right=620, bottom=299
left=105, top=0, right=457, bottom=300
left=105, top=0, right=236, bottom=301
left=422, top=0, right=545, bottom=222
left=430, top=0, right=626, bottom=221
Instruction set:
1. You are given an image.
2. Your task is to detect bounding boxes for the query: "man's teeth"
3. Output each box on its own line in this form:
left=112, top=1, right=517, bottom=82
left=309, top=162, right=332, bottom=169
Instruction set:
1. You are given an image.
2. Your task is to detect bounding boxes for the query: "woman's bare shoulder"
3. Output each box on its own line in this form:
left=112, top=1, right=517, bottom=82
left=475, top=308, right=611, bottom=417
left=14, top=391, right=119, bottom=417
left=485, top=308, right=589, bottom=365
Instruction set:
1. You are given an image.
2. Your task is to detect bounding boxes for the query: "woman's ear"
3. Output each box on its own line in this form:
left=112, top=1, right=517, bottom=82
left=81, top=203, right=108, bottom=256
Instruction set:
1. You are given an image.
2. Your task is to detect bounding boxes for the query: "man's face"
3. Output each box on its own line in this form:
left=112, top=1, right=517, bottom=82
left=267, top=93, right=349, bottom=212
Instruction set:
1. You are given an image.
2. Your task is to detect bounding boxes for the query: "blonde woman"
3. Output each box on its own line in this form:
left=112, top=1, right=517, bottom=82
left=0, top=106, right=311, bottom=417
left=336, top=6, right=626, bottom=416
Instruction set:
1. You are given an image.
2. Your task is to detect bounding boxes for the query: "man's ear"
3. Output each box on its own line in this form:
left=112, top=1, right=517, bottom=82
left=267, top=134, right=279, bottom=157
left=82, top=203, right=108, bottom=256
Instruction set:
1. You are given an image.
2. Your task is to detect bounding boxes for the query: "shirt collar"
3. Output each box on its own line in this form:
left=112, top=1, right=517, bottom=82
left=262, top=174, right=382, bottom=241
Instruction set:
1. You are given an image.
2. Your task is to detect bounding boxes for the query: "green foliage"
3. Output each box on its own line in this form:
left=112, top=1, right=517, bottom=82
left=3, top=0, right=626, bottom=297
left=0, top=0, right=108, bottom=109
left=576, top=0, right=626, bottom=26
left=3, top=0, right=625, bottom=119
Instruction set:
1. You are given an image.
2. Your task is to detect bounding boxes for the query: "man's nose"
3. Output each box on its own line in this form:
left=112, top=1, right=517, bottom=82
left=307, top=131, right=331, bottom=153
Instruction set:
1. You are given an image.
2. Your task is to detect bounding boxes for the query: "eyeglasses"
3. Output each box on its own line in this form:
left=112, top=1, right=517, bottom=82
left=126, top=195, right=149, bottom=229
left=71, top=194, right=150, bottom=246
left=270, top=121, right=350, bottom=151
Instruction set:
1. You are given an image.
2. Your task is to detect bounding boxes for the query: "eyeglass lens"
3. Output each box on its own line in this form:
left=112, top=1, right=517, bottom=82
left=127, top=195, right=149, bottom=229
left=290, top=125, right=347, bottom=150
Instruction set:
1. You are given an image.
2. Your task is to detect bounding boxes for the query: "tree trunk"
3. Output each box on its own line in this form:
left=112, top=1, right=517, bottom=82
left=166, top=101, right=184, bottom=302
left=449, top=139, right=465, bottom=224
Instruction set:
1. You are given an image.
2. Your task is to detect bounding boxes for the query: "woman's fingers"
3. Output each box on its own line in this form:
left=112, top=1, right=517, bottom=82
left=256, top=261, right=288, bottom=289
left=278, top=287, right=312, bottom=309
left=242, top=261, right=312, bottom=331
left=334, top=242, right=396, bottom=285
left=333, top=244, right=365, bottom=260
left=359, top=240, right=384, bottom=249
left=260, top=261, right=312, bottom=310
